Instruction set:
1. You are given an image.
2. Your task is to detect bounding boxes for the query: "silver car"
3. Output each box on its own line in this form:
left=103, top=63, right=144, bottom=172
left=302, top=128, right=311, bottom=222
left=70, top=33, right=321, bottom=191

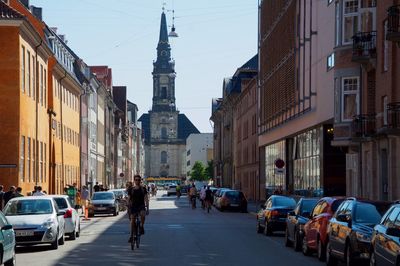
left=4, top=197, right=66, bottom=250
left=48, top=195, right=80, bottom=240
left=88, top=192, right=119, bottom=217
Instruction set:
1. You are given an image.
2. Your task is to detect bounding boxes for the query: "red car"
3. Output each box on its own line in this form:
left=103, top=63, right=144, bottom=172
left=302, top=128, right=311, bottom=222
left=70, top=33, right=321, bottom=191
left=301, top=196, right=345, bottom=261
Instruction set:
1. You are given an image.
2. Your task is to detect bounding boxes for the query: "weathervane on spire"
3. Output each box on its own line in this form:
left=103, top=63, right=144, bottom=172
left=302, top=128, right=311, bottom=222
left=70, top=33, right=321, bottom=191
left=162, top=2, right=166, bottom=12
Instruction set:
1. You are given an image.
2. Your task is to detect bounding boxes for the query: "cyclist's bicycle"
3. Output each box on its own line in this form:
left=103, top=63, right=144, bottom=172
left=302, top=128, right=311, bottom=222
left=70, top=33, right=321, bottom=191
left=131, top=215, right=141, bottom=250
left=205, top=199, right=212, bottom=213
left=191, top=196, right=196, bottom=209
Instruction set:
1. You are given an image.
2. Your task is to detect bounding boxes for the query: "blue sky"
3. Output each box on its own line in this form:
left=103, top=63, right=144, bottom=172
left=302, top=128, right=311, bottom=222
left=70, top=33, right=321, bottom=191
left=31, top=0, right=258, bottom=133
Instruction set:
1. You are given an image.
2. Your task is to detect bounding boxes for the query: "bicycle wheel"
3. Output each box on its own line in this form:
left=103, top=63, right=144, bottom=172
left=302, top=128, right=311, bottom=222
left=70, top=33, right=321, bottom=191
left=131, top=238, right=134, bottom=250
left=135, top=218, right=141, bottom=249
left=136, top=234, right=140, bottom=248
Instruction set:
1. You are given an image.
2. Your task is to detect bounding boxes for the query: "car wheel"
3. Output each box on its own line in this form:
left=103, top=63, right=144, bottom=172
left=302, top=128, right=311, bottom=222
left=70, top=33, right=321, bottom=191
left=317, top=237, right=326, bottom=261
left=264, top=221, right=272, bottom=236
left=294, top=230, right=302, bottom=251
left=4, top=247, right=16, bottom=266
left=369, top=250, right=376, bottom=266
left=58, top=232, right=65, bottom=245
left=346, top=243, right=354, bottom=266
left=51, top=232, right=59, bottom=250
left=70, top=228, right=77, bottom=240
left=113, top=209, right=118, bottom=216
left=302, top=235, right=311, bottom=256
left=326, top=240, right=337, bottom=266
left=285, top=227, right=291, bottom=247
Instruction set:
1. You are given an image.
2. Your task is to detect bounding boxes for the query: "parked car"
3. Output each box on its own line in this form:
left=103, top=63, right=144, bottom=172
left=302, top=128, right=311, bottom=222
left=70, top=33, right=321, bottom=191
left=301, top=196, right=345, bottom=260
left=213, top=188, right=230, bottom=206
left=0, top=211, right=15, bottom=266
left=370, top=203, right=400, bottom=266
left=109, top=189, right=128, bottom=211
left=257, top=195, right=296, bottom=235
left=4, top=196, right=66, bottom=250
left=167, top=185, right=177, bottom=196
left=48, top=195, right=81, bottom=240
left=326, top=198, right=391, bottom=265
left=285, top=197, right=319, bottom=251
left=215, top=190, right=247, bottom=212
left=88, top=192, right=119, bottom=217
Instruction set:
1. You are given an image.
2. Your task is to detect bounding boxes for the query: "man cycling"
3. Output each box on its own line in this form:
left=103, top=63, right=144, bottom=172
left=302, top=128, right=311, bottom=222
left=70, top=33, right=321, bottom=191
left=127, top=175, right=149, bottom=243
left=204, top=186, right=213, bottom=211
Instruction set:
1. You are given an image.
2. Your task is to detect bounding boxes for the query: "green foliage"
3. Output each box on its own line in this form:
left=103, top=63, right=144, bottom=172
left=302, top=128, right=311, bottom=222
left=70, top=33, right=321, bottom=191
left=205, top=160, right=214, bottom=180
left=190, top=161, right=206, bottom=181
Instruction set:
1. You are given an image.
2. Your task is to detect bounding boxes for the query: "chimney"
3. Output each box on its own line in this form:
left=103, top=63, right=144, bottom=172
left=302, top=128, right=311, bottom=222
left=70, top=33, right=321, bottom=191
left=19, top=0, right=29, bottom=9
left=29, top=5, right=42, bottom=21
left=58, top=34, right=68, bottom=44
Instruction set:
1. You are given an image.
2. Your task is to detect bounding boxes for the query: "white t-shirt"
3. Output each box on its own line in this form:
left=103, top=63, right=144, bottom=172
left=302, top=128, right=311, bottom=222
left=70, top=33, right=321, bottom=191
left=33, top=191, right=45, bottom=196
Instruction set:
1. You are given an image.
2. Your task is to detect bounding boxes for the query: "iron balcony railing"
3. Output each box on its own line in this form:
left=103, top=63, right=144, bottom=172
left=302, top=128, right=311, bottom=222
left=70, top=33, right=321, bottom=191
left=351, top=114, right=376, bottom=139
left=387, top=5, right=400, bottom=41
left=388, top=102, right=400, bottom=129
left=352, top=31, right=377, bottom=62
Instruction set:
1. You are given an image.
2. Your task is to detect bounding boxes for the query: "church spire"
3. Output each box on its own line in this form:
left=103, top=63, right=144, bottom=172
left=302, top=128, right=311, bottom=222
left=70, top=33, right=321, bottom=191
left=159, top=11, right=169, bottom=45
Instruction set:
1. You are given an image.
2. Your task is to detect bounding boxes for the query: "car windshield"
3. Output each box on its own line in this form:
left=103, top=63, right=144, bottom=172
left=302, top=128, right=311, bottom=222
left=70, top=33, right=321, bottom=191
left=274, top=197, right=296, bottom=207
left=4, top=199, right=53, bottom=215
left=225, top=191, right=242, bottom=199
left=301, top=199, right=318, bottom=212
left=53, top=198, right=69, bottom=209
left=92, top=193, right=114, bottom=200
left=354, top=202, right=390, bottom=224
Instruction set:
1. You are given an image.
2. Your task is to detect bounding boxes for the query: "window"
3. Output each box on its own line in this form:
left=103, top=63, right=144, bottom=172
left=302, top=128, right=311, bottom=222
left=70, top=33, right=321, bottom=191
left=383, top=20, right=388, bottom=72
left=40, top=64, right=43, bottom=106
left=44, top=69, right=47, bottom=107
left=342, top=77, right=359, bottom=121
left=327, top=53, right=335, bottom=70
left=343, top=0, right=359, bottom=44
left=44, top=143, right=46, bottom=182
left=32, top=55, right=35, bottom=100
left=32, top=140, right=35, bottom=182
left=27, top=51, right=31, bottom=97
left=21, top=46, right=25, bottom=92
left=161, top=151, right=167, bottom=164
left=40, top=142, right=43, bottom=182
left=27, top=137, right=31, bottom=182
left=20, top=136, right=25, bottom=181
left=161, top=86, right=167, bottom=99
left=161, top=127, right=167, bottom=139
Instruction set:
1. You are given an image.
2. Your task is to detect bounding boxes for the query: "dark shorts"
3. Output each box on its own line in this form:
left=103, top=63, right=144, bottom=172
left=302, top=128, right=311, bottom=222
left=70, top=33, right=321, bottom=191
left=130, top=205, right=146, bottom=216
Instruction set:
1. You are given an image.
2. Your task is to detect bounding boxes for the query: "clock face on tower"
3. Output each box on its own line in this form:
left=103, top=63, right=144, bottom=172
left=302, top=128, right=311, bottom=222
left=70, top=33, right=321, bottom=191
left=161, top=50, right=167, bottom=56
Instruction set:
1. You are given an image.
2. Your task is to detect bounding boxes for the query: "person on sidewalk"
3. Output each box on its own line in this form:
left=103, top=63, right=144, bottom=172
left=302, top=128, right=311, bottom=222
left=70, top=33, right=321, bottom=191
left=3, top=186, right=16, bottom=205
left=81, top=185, right=89, bottom=216
left=127, top=175, right=149, bottom=243
left=33, top=186, right=45, bottom=196
left=14, top=187, right=24, bottom=197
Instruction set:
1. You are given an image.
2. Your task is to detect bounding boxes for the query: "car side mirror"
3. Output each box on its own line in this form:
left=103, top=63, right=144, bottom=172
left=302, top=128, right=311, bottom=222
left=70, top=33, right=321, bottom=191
left=57, top=211, right=66, bottom=216
left=301, top=211, right=310, bottom=218
left=386, top=227, right=400, bottom=237
left=1, top=224, right=12, bottom=231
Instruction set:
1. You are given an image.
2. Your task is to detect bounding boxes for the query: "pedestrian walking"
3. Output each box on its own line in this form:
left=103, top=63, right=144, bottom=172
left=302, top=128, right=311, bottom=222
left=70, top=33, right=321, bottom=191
left=93, top=182, right=100, bottom=192
left=33, top=186, right=45, bottom=196
left=3, top=186, right=16, bottom=205
left=14, top=187, right=24, bottom=197
left=81, top=185, right=89, bottom=215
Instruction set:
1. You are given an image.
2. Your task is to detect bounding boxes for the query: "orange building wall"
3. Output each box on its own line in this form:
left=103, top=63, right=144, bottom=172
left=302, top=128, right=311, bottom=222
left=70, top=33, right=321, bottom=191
left=0, top=26, right=20, bottom=191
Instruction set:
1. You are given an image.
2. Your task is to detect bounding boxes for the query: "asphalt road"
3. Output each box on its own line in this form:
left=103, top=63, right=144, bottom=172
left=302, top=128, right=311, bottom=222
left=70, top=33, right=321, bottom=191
left=16, top=191, right=326, bottom=266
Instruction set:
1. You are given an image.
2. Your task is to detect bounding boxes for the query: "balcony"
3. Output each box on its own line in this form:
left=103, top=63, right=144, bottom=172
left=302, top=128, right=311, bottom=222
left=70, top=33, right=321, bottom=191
left=352, top=31, right=377, bottom=63
left=351, top=114, right=376, bottom=141
left=387, top=5, right=400, bottom=42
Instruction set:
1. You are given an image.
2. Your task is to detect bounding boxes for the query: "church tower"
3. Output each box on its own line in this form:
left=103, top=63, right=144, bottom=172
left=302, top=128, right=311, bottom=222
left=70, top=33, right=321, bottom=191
left=138, top=10, right=200, bottom=179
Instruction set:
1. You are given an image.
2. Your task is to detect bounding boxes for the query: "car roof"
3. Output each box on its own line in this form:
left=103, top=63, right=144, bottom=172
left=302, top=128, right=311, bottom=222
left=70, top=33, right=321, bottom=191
left=8, top=196, right=54, bottom=201
left=94, top=191, right=114, bottom=194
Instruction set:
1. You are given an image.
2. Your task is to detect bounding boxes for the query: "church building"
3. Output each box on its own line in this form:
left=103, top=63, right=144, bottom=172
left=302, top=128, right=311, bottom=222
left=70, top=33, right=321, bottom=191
left=139, top=11, right=200, bottom=179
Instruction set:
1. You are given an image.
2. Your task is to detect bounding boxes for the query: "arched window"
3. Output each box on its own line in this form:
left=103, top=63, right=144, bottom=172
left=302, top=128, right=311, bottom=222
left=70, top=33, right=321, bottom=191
left=161, top=151, right=167, bottom=164
left=161, top=127, right=167, bottom=139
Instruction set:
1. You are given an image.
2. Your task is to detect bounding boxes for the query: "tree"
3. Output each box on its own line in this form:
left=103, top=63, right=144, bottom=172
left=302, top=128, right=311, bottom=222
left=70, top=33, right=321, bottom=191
left=190, top=161, right=206, bottom=181
left=205, top=160, right=214, bottom=180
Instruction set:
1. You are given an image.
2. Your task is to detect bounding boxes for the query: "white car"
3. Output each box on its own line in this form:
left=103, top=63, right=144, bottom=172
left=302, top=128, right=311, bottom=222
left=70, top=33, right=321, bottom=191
left=48, top=195, right=80, bottom=240
left=4, top=196, right=66, bottom=250
left=167, top=185, right=177, bottom=196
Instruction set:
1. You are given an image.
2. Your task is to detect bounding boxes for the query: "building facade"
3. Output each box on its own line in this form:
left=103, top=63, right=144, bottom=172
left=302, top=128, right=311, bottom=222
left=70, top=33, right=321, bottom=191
left=186, top=133, right=213, bottom=180
left=258, top=0, right=346, bottom=198
left=138, top=11, right=199, bottom=180
left=331, top=0, right=400, bottom=200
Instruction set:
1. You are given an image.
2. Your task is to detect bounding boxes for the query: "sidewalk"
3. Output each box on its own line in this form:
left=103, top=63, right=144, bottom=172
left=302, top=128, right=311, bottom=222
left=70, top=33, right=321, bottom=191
left=247, top=200, right=264, bottom=216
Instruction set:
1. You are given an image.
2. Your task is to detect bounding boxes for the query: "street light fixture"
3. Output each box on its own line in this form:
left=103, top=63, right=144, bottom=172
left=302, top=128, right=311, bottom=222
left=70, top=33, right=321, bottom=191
left=168, top=10, right=179, bottom=38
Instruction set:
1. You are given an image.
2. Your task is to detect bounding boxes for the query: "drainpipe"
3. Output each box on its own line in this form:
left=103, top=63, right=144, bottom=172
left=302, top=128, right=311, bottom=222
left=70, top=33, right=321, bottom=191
left=34, top=39, right=43, bottom=187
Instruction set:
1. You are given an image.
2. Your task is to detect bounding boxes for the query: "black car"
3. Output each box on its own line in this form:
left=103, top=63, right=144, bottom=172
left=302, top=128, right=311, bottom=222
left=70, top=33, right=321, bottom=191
left=326, top=198, right=391, bottom=265
left=257, top=195, right=296, bottom=235
left=370, top=203, right=400, bottom=266
left=285, top=197, right=319, bottom=251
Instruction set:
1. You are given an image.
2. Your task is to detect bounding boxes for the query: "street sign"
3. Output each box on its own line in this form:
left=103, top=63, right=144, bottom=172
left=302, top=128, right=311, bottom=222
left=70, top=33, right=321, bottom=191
left=274, top=168, right=285, bottom=174
left=274, top=159, right=285, bottom=169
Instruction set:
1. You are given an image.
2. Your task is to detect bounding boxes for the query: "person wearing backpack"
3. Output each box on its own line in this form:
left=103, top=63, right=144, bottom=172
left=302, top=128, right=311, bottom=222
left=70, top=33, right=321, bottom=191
left=127, top=175, right=149, bottom=243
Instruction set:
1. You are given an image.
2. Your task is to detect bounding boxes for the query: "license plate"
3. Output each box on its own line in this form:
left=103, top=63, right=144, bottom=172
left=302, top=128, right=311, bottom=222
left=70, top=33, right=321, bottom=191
left=96, top=207, right=107, bottom=210
left=231, top=204, right=239, bottom=207
left=16, top=230, right=34, bottom=236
